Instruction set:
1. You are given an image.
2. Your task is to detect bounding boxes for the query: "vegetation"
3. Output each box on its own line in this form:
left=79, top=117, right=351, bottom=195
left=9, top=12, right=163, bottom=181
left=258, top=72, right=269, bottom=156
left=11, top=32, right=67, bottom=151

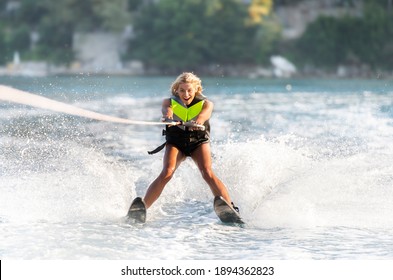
left=0, top=0, right=131, bottom=64
left=0, top=0, right=278, bottom=68
left=0, top=0, right=392, bottom=72
left=127, top=0, right=279, bottom=72
left=290, top=0, right=393, bottom=70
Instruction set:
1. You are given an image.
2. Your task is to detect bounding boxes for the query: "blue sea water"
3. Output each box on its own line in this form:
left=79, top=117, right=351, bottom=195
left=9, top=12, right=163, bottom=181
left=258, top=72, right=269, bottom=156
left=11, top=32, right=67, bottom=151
left=0, top=76, right=393, bottom=260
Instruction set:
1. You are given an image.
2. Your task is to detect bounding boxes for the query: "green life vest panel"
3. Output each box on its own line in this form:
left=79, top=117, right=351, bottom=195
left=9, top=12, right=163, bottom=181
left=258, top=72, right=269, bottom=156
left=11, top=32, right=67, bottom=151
left=171, top=97, right=205, bottom=122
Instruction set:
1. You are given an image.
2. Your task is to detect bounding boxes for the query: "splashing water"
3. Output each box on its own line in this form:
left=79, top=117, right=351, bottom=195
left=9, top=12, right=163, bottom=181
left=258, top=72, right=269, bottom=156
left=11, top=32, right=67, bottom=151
left=1, top=76, right=393, bottom=259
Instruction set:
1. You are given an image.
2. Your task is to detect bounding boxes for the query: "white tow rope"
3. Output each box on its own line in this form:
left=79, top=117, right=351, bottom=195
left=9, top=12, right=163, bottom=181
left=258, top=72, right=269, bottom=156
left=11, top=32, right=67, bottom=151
left=0, top=85, right=177, bottom=126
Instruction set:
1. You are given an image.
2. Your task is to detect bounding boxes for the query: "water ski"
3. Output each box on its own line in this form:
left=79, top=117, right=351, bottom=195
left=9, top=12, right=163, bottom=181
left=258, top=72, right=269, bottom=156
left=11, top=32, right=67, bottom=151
left=127, top=197, right=146, bottom=223
left=213, top=196, right=244, bottom=224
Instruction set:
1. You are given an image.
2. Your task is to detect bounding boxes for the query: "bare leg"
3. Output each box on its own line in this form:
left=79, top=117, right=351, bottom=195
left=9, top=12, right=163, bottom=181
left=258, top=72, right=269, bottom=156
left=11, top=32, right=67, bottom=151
left=191, top=143, right=232, bottom=204
left=143, top=144, right=185, bottom=208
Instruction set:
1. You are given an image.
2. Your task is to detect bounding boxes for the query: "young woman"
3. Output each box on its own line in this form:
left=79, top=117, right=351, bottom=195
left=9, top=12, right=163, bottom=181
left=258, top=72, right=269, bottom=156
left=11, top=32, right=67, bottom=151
left=129, top=72, right=239, bottom=221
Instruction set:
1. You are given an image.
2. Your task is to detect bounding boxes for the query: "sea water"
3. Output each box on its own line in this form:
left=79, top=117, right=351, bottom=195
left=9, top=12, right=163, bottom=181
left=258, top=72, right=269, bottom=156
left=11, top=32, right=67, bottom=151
left=0, top=76, right=392, bottom=260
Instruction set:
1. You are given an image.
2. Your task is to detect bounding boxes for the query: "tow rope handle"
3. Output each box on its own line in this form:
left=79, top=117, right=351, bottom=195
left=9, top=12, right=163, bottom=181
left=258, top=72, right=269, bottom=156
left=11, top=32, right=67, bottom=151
left=161, top=118, right=205, bottom=131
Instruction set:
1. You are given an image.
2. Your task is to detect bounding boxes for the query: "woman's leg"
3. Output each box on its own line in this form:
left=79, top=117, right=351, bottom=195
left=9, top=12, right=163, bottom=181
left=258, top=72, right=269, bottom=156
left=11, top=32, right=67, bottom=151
left=143, top=144, right=185, bottom=208
left=191, top=143, right=232, bottom=203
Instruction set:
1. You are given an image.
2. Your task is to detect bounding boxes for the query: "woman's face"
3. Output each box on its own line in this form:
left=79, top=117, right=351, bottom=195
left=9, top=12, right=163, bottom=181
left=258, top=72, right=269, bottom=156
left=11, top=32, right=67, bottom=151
left=177, top=82, right=196, bottom=106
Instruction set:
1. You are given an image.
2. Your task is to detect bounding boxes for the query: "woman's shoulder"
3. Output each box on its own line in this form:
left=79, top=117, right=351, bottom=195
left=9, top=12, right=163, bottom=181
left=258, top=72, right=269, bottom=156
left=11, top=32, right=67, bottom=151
left=195, top=94, right=209, bottom=102
left=162, top=98, right=172, bottom=106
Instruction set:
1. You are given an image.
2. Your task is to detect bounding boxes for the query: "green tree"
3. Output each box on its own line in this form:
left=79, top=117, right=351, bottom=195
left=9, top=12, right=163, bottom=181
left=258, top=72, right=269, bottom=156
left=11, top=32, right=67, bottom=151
left=8, top=25, right=31, bottom=53
left=128, top=0, right=261, bottom=71
left=92, top=0, right=131, bottom=31
left=34, top=0, right=131, bottom=32
left=1, top=0, right=133, bottom=65
left=35, top=19, right=74, bottom=64
left=362, top=0, right=393, bottom=68
left=295, top=16, right=342, bottom=68
left=292, top=0, right=393, bottom=70
left=253, top=15, right=281, bottom=64
left=0, top=24, right=7, bottom=64
left=1, top=0, right=75, bottom=64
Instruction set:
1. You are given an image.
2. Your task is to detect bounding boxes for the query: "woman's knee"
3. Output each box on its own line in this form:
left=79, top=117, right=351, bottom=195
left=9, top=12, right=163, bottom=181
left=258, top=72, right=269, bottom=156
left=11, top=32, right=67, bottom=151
left=200, top=166, right=214, bottom=181
left=160, top=166, right=176, bottom=181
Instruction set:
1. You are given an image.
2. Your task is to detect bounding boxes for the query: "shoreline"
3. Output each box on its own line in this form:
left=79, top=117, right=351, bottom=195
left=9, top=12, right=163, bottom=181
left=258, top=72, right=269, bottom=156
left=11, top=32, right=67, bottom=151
left=0, top=62, right=391, bottom=80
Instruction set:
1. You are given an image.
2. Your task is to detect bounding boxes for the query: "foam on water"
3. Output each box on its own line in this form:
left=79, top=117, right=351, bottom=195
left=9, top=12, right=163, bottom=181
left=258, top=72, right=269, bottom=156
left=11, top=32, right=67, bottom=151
left=1, top=77, right=393, bottom=259
left=0, top=137, right=136, bottom=223
left=1, top=90, right=393, bottom=228
left=211, top=136, right=392, bottom=229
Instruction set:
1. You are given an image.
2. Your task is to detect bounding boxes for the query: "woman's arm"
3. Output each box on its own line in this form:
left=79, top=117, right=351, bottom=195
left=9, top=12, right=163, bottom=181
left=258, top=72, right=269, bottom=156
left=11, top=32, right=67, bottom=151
left=161, top=98, right=173, bottom=119
left=195, top=99, right=213, bottom=124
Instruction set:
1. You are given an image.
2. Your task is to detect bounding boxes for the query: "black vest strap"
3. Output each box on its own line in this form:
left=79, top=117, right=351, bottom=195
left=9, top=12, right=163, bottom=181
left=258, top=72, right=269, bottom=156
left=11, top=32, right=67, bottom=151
left=147, top=142, right=166, bottom=155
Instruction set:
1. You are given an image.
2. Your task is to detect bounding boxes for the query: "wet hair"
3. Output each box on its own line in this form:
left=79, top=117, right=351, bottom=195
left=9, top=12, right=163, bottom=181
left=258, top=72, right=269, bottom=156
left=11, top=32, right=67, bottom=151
left=170, top=72, right=203, bottom=96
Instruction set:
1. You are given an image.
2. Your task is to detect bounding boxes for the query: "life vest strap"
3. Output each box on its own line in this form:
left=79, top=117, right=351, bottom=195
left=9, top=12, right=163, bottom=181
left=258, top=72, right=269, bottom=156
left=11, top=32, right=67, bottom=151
left=147, top=142, right=166, bottom=155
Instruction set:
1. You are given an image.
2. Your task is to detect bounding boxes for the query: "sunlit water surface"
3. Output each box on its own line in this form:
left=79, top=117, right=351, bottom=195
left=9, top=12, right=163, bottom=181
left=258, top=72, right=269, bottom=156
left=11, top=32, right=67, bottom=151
left=1, top=76, right=392, bottom=259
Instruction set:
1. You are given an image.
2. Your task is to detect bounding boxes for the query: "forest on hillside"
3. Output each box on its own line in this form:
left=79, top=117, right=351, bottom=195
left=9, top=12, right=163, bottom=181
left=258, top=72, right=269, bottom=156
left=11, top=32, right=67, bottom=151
left=0, top=0, right=392, bottom=74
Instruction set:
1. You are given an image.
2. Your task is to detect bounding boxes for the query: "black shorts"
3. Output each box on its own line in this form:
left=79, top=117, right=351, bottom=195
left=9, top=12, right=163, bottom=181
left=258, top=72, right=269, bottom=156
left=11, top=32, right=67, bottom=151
left=165, top=128, right=210, bottom=157
left=167, top=137, right=209, bottom=157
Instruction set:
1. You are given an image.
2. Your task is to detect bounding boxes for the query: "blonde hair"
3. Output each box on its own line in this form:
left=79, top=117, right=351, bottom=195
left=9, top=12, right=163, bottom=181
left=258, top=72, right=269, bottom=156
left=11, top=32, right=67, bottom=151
left=170, top=72, right=203, bottom=96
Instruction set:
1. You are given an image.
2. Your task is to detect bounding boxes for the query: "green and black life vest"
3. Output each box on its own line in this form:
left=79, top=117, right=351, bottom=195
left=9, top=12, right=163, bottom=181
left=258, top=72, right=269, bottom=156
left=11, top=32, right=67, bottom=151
left=170, top=96, right=209, bottom=130
left=147, top=95, right=210, bottom=155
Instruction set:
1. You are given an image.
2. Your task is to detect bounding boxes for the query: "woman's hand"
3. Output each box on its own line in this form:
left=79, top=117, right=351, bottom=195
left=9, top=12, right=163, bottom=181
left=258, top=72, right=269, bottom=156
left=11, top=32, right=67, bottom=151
left=183, top=120, right=205, bottom=131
